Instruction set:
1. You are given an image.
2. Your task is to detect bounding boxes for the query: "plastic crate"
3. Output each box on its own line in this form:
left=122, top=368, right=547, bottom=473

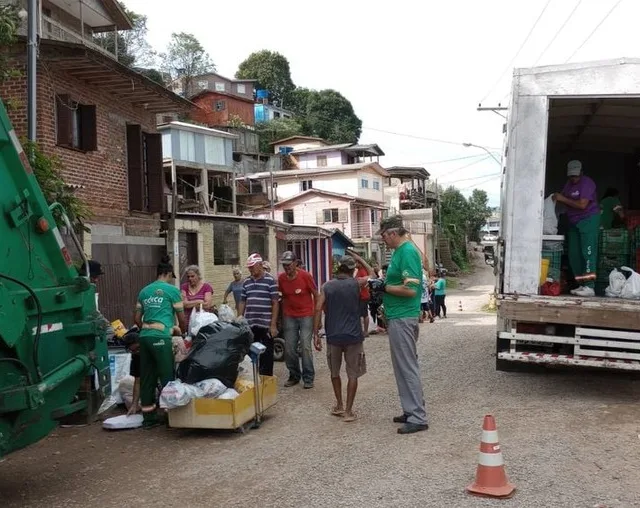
left=541, top=249, right=562, bottom=281
left=599, top=229, right=630, bottom=256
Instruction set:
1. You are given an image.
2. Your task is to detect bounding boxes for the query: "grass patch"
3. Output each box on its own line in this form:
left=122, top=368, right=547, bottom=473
left=446, top=277, right=460, bottom=290
left=481, top=303, right=497, bottom=313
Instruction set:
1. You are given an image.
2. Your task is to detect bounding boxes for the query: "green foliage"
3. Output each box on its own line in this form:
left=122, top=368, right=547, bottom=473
left=236, top=50, right=295, bottom=105
left=0, top=4, right=21, bottom=82
left=236, top=51, right=361, bottom=144
left=254, top=118, right=305, bottom=153
left=93, top=5, right=156, bottom=67
left=439, top=187, right=493, bottom=269
left=226, top=114, right=246, bottom=128
left=135, top=67, right=165, bottom=85
left=24, top=140, right=92, bottom=231
left=466, top=189, right=492, bottom=242
left=161, top=32, right=215, bottom=93
left=304, top=89, right=362, bottom=144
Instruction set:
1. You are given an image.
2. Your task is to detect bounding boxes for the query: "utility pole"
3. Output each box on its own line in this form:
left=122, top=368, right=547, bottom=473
left=27, top=0, right=38, bottom=144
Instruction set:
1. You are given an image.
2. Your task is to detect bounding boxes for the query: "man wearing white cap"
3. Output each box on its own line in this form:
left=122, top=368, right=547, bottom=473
left=553, top=160, right=600, bottom=297
left=237, top=253, right=280, bottom=375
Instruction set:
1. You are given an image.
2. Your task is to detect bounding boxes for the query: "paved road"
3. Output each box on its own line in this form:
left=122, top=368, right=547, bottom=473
left=2, top=257, right=640, bottom=507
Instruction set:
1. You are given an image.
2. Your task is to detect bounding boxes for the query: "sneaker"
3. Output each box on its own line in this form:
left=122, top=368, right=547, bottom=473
left=393, top=414, right=409, bottom=423
left=573, top=286, right=595, bottom=297
left=284, top=378, right=300, bottom=387
left=570, top=286, right=583, bottom=296
left=303, top=382, right=314, bottom=389
left=397, top=423, right=429, bottom=435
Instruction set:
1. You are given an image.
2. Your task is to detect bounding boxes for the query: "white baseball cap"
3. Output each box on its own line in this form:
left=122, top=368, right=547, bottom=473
left=246, top=253, right=263, bottom=268
left=567, top=160, right=582, bottom=176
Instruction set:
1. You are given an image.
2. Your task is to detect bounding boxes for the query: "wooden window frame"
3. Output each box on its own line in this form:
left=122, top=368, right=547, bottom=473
left=55, top=94, right=97, bottom=152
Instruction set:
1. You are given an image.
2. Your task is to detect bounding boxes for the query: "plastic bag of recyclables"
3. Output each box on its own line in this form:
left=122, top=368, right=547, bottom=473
left=605, top=268, right=626, bottom=298
left=159, top=378, right=227, bottom=409
left=620, top=267, right=640, bottom=300
left=217, top=303, right=236, bottom=323
left=188, top=305, right=219, bottom=337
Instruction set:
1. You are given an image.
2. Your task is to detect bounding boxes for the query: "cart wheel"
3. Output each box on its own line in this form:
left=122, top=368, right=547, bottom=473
left=273, top=337, right=285, bottom=362
left=236, top=424, right=248, bottom=434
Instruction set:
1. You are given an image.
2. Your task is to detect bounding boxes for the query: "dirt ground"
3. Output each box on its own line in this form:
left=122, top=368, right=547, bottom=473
left=2, top=253, right=640, bottom=507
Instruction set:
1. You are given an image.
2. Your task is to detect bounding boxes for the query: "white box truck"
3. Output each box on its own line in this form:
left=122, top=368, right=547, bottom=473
left=496, top=58, right=640, bottom=372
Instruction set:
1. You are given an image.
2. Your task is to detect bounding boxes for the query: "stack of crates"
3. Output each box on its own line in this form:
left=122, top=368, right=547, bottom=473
left=541, top=240, right=563, bottom=282
left=596, top=229, right=630, bottom=295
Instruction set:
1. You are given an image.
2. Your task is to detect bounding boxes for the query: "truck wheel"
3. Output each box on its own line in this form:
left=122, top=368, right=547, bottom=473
left=273, top=337, right=285, bottom=362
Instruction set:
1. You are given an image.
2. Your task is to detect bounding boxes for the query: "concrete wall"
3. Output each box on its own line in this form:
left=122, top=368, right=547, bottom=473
left=170, top=218, right=277, bottom=310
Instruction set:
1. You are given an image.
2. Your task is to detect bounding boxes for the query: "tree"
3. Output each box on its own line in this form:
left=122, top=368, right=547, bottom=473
left=254, top=118, right=305, bottom=153
left=236, top=50, right=295, bottom=105
left=439, top=186, right=470, bottom=269
left=466, top=189, right=492, bottom=242
left=0, top=4, right=20, bottom=83
left=161, top=32, right=215, bottom=95
left=304, top=89, right=362, bottom=144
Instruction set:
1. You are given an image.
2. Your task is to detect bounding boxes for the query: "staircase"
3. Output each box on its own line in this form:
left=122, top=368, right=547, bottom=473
left=438, top=231, right=460, bottom=273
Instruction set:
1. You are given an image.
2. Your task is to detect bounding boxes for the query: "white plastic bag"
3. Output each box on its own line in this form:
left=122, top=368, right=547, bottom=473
left=620, top=267, right=640, bottom=300
left=218, top=303, right=236, bottom=323
left=118, top=375, right=136, bottom=410
left=188, top=305, right=218, bottom=336
left=237, top=355, right=254, bottom=382
left=193, top=378, right=227, bottom=398
left=605, top=268, right=626, bottom=298
left=102, top=414, right=143, bottom=430
left=159, top=380, right=204, bottom=409
left=218, top=388, right=240, bottom=399
left=543, top=195, right=559, bottom=235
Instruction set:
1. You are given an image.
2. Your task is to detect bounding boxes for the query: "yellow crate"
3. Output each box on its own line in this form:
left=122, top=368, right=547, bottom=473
left=167, top=375, right=278, bottom=429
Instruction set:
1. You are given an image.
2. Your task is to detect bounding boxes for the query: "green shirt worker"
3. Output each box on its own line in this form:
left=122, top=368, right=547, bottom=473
left=369, top=215, right=428, bottom=435
left=134, top=256, right=186, bottom=428
left=600, top=187, right=625, bottom=229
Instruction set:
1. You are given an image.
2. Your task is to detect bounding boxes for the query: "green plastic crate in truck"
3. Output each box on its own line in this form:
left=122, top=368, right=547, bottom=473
left=0, top=99, right=109, bottom=458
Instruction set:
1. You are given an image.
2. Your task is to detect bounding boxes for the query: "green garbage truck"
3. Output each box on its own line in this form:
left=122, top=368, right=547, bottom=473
left=0, top=99, right=110, bottom=458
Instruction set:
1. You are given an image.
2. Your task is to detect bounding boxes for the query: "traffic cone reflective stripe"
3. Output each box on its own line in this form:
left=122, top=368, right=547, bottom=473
left=467, top=414, right=515, bottom=499
left=458, top=300, right=463, bottom=311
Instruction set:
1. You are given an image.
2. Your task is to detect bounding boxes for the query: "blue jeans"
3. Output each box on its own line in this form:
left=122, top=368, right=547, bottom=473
left=283, top=316, right=315, bottom=384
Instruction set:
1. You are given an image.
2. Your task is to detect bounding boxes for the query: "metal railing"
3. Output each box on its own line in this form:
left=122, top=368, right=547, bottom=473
left=41, top=14, right=117, bottom=59
left=351, top=221, right=377, bottom=239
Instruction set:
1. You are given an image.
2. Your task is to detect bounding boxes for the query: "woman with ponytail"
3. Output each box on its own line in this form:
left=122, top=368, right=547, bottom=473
left=134, top=255, right=186, bottom=428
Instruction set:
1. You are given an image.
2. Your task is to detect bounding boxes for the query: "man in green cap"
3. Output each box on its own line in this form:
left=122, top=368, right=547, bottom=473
left=369, top=215, right=428, bottom=434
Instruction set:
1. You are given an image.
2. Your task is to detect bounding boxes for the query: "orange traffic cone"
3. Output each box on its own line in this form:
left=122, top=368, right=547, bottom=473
left=467, top=415, right=515, bottom=499
left=458, top=300, right=463, bottom=311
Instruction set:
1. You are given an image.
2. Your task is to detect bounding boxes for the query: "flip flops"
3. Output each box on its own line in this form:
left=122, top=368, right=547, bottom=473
left=331, top=406, right=345, bottom=416
left=343, top=412, right=358, bottom=423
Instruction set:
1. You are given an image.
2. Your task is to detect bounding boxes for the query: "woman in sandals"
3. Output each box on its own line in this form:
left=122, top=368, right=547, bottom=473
left=180, top=265, right=213, bottom=329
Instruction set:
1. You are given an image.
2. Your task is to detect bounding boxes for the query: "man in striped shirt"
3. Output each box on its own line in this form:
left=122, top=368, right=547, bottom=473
left=237, top=253, right=280, bottom=376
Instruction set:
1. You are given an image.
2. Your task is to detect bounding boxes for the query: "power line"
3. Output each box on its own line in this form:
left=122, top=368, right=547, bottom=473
left=533, top=0, right=584, bottom=66
left=460, top=175, right=502, bottom=191
left=433, top=155, right=492, bottom=179
left=362, top=126, right=501, bottom=150
left=442, top=171, right=502, bottom=185
left=564, top=0, right=625, bottom=63
left=479, top=0, right=554, bottom=104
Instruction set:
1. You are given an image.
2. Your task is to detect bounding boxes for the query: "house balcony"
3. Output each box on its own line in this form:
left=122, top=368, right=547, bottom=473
left=41, top=14, right=117, bottom=59
left=351, top=221, right=381, bottom=240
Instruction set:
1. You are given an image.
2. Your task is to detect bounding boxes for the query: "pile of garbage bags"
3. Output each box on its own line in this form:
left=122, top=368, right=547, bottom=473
left=160, top=319, right=254, bottom=409
left=605, top=267, right=640, bottom=299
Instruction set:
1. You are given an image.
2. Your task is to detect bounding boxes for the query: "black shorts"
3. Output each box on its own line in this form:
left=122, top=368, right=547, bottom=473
left=359, top=300, right=369, bottom=318
left=421, top=302, right=430, bottom=312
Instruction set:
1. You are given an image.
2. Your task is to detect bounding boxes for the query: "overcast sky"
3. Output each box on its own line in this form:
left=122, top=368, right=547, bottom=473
left=125, top=0, right=638, bottom=206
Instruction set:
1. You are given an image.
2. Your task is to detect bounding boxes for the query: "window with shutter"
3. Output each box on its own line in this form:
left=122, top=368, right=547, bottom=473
left=145, top=133, right=164, bottom=213
left=316, top=210, right=325, bottom=224
left=55, top=94, right=73, bottom=147
left=127, top=124, right=145, bottom=211
left=55, top=95, right=97, bottom=151
left=338, top=208, right=349, bottom=223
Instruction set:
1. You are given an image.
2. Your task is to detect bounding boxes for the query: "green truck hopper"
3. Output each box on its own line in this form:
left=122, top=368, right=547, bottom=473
left=0, top=99, right=110, bottom=457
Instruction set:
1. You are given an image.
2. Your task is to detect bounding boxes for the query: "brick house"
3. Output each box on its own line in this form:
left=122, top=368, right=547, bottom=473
left=190, top=90, right=255, bottom=127
left=0, top=0, right=192, bottom=321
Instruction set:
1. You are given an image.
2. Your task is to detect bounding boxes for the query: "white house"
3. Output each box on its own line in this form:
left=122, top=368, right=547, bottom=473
left=250, top=189, right=387, bottom=260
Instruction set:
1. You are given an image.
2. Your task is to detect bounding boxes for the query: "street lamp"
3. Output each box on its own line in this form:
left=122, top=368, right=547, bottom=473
left=463, top=143, right=501, bottom=166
